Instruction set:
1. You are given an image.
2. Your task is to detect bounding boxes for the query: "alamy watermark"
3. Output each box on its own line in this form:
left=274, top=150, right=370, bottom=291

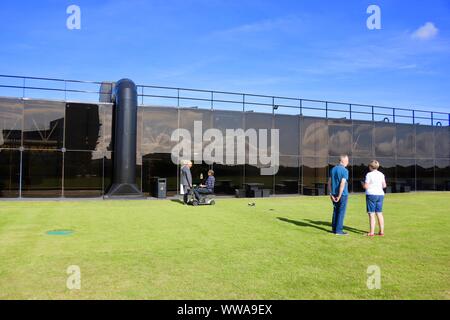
left=66, top=265, right=81, bottom=290
left=66, top=5, right=81, bottom=30
left=366, top=5, right=381, bottom=30
left=366, top=265, right=381, bottom=290
left=171, top=121, right=280, bottom=175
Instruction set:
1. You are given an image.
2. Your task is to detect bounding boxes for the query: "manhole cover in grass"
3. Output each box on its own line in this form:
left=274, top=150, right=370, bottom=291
left=46, top=230, right=74, bottom=236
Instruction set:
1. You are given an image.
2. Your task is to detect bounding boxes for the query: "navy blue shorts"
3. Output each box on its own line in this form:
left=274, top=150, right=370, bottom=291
left=366, top=195, right=384, bottom=213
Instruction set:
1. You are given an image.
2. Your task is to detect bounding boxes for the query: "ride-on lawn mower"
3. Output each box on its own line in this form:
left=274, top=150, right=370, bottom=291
left=186, top=186, right=216, bottom=206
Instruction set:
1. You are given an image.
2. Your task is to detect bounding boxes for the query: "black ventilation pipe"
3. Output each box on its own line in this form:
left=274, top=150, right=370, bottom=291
left=105, top=79, right=144, bottom=199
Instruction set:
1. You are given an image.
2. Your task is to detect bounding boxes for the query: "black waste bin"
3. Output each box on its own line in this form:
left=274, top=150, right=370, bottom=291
left=151, top=177, right=167, bottom=198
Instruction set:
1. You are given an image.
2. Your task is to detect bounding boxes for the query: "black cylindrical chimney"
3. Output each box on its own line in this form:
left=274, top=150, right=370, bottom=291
left=105, top=79, right=144, bottom=198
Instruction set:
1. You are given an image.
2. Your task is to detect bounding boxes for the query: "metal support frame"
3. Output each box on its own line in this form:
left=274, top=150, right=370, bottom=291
left=0, top=74, right=448, bottom=126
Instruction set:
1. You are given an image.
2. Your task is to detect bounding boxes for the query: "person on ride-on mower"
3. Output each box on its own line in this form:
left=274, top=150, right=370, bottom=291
left=194, top=170, right=215, bottom=202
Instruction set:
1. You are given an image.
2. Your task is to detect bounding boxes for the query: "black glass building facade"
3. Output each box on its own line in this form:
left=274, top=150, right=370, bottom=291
left=1, top=96, right=449, bottom=197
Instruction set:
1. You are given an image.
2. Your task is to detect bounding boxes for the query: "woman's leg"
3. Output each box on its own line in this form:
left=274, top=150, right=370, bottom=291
left=376, top=213, right=384, bottom=234
left=367, top=195, right=376, bottom=235
left=368, top=213, right=376, bottom=235
left=376, top=196, right=385, bottom=234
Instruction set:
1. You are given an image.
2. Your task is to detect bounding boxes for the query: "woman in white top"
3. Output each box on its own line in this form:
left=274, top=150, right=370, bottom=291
left=362, top=160, right=387, bottom=237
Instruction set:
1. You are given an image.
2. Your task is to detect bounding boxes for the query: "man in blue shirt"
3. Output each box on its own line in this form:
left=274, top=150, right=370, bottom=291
left=328, top=155, right=350, bottom=235
left=194, top=170, right=215, bottom=202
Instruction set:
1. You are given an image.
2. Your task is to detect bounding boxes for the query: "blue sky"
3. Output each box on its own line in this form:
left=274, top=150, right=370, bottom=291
left=1, top=0, right=449, bottom=113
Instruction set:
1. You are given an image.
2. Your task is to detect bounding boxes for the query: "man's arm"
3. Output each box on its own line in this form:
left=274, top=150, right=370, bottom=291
left=327, top=177, right=332, bottom=194
left=181, top=167, right=186, bottom=185
left=187, top=171, right=193, bottom=187
left=336, top=178, right=346, bottom=201
left=362, top=175, right=369, bottom=190
left=328, top=177, right=336, bottom=202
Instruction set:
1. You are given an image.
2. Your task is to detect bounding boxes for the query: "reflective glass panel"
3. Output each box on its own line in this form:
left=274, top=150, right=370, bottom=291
left=213, top=110, right=245, bottom=166
left=328, top=119, right=352, bottom=156
left=21, top=150, right=62, bottom=197
left=63, top=151, right=103, bottom=197
left=302, top=157, right=328, bottom=195
left=244, top=164, right=274, bottom=191
left=301, top=118, right=328, bottom=157
left=416, top=125, right=435, bottom=158
left=434, top=127, right=450, bottom=158
left=274, top=114, right=300, bottom=156
left=65, top=103, right=102, bottom=151
left=275, top=156, right=300, bottom=194
left=179, top=108, right=212, bottom=164
left=212, top=163, right=243, bottom=195
left=23, top=99, right=64, bottom=150
left=396, top=124, right=415, bottom=158
left=352, top=122, right=373, bottom=157
left=0, top=97, right=23, bottom=149
left=378, top=158, right=396, bottom=193
left=245, top=112, right=273, bottom=162
left=141, top=107, right=179, bottom=156
left=416, top=159, right=435, bottom=191
left=0, top=149, right=20, bottom=197
left=352, top=157, right=372, bottom=193
left=374, top=123, right=396, bottom=157
left=435, top=159, right=450, bottom=191
left=395, top=158, right=415, bottom=192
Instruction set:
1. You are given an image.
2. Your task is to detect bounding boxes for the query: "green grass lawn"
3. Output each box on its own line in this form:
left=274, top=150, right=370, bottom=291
left=0, top=193, right=449, bottom=300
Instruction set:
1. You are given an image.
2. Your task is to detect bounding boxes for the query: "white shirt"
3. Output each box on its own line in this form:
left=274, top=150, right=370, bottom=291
left=365, top=170, right=386, bottom=196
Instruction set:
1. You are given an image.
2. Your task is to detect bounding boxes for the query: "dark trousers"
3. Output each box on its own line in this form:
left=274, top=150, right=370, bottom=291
left=332, top=195, right=348, bottom=234
left=193, top=187, right=211, bottom=201
left=183, top=186, right=191, bottom=204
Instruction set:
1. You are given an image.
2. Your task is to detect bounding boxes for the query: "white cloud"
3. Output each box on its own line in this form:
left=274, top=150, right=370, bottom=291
left=211, top=16, right=302, bottom=38
left=412, top=22, right=439, bottom=40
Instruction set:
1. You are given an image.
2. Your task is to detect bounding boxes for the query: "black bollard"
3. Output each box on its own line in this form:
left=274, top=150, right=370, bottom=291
left=105, top=79, right=144, bottom=199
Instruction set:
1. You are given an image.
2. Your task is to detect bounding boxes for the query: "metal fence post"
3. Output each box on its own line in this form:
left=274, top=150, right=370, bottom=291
left=272, top=96, right=275, bottom=115
left=211, top=91, right=214, bottom=110
left=22, top=77, right=25, bottom=98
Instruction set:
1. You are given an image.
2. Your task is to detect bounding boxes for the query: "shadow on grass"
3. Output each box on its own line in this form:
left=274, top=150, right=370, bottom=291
left=277, top=217, right=366, bottom=235
left=170, top=199, right=185, bottom=205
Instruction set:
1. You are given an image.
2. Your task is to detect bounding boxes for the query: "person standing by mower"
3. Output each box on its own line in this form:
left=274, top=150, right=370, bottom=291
left=181, top=160, right=193, bottom=204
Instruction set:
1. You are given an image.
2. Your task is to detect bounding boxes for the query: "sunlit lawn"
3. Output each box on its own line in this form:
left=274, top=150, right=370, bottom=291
left=0, top=192, right=449, bottom=299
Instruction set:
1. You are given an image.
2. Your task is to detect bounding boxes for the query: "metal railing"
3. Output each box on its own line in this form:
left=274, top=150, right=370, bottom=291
left=1, top=74, right=449, bottom=126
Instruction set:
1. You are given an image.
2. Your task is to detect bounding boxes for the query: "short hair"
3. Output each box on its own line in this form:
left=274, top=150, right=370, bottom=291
left=339, top=155, right=349, bottom=162
left=181, top=159, right=192, bottom=166
left=369, top=160, right=380, bottom=170
left=208, top=170, right=214, bottom=175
